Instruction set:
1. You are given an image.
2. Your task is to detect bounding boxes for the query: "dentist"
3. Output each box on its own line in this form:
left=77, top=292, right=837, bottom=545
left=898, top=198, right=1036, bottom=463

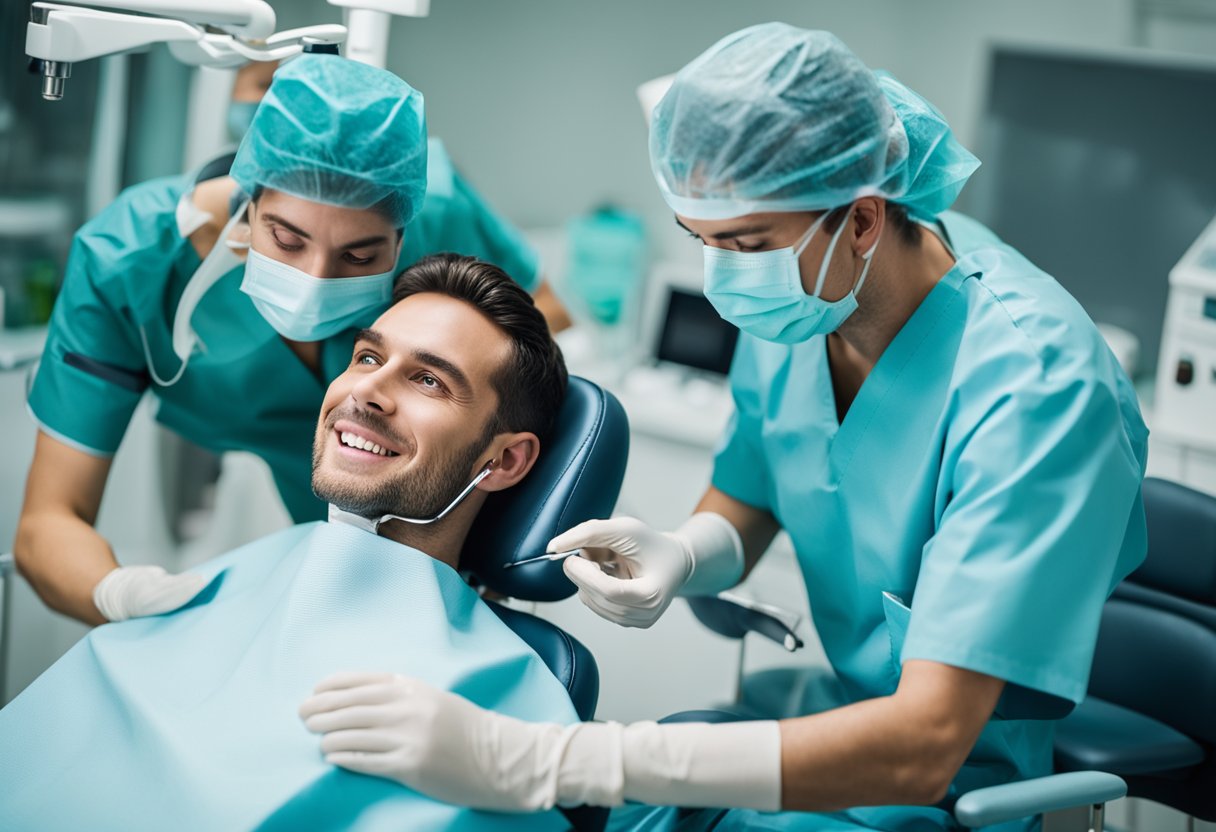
left=300, top=25, right=1149, bottom=831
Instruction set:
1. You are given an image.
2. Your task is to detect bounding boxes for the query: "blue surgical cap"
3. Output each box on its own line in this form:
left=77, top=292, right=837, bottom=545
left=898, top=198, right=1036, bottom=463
left=231, top=55, right=427, bottom=227
left=650, top=23, right=980, bottom=221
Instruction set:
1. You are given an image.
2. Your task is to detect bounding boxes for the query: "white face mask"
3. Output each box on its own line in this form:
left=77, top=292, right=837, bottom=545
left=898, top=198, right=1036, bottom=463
left=702, top=204, right=880, bottom=344
left=240, top=248, right=394, bottom=342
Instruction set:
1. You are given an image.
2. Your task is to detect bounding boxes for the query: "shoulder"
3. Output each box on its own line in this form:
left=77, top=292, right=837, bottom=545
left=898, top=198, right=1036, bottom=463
left=940, top=212, right=1108, bottom=384
left=424, top=137, right=455, bottom=202
left=72, top=174, right=193, bottom=281
left=940, top=223, right=1144, bottom=452
left=86, top=174, right=191, bottom=235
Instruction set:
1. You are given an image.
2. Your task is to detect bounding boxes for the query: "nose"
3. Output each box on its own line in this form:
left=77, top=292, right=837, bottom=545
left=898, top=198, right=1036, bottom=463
left=349, top=365, right=396, bottom=415
left=302, top=250, right=331, bottom=279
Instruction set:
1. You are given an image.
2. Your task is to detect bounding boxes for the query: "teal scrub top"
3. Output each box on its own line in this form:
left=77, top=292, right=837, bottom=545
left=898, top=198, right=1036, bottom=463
left=706, top=212, right=1149, bottom=830
left=27, top=139, right=541, bottom=523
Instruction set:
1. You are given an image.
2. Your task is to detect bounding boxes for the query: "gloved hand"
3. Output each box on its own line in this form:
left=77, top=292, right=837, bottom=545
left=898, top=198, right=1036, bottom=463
left=550, top=513, right=744, bottom=628
left=92, top=565, right=208, bottom=622
left=298, top=671, right=593, bottom=812
left=299, top=671, right=781, bottom=812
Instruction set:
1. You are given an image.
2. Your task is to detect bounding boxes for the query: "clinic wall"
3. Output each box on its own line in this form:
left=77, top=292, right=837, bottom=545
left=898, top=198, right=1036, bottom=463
left=283, top=0, right=1143, bottom=257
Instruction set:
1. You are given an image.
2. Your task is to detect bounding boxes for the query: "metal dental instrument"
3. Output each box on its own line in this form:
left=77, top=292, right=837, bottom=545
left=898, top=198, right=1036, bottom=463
left=505, top=549, right=584, bottom=569
left=328, top=461, right=496, bottom=534
left=371, top=463, right=494, bottom=529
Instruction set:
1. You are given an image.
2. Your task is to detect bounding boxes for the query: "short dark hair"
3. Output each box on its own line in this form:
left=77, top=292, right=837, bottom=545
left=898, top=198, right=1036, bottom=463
left=391, top=253, right=568, bottom=441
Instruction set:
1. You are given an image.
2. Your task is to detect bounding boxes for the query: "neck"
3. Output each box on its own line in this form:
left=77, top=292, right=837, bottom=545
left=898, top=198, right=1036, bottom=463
left=834, top=223, right=956, bottom=365
left=373, top=492, right=486, bottom=571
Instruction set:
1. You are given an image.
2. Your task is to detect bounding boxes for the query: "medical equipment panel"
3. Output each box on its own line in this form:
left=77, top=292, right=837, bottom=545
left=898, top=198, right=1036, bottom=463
left=1153, top=214, right=1216, bottom=494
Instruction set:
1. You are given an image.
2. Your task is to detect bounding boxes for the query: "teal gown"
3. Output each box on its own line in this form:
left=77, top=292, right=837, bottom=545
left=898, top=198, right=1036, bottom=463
left=0, top=521, right=580, bottom=830
left=27, top=139, right=539, bottom=522
left=614, top=211, right=1148, bottom=831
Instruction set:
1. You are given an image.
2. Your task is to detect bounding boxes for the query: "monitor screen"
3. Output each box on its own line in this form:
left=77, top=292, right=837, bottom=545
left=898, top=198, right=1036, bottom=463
left=959, top=45, right=1216, bottom=374
left=655, top=288, right=739, bottom=375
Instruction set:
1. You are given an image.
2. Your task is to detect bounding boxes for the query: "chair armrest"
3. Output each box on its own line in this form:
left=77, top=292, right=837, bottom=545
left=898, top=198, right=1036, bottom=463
left=686, top=592, right=804, bottom=652
left=953, top=771, right=1126, bottom=829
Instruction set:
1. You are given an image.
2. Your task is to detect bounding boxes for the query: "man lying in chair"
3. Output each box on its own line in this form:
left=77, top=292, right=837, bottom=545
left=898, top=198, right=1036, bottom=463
left=0, top=254, right=582, bottom=832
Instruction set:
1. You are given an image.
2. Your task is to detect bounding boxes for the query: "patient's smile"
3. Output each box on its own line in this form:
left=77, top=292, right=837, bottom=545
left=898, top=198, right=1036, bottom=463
left=332, top=419, right=403, bottom=462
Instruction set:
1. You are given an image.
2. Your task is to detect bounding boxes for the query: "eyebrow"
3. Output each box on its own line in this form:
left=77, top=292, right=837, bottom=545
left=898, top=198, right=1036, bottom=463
left=262, top=212, right=389, bottom=249
left=674, top=216, right=772, bottom=241
left=355, top=329, right=473, bottom=396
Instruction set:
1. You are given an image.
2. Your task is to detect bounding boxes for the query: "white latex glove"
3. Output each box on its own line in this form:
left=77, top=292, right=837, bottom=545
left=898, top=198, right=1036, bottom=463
left=92, top=565, right=208, bottom=622
left=298, top=671, right=596, bottom=812
left=299, top=671, right=781, bottom=812
left=551, top=513, right=743, bottom=628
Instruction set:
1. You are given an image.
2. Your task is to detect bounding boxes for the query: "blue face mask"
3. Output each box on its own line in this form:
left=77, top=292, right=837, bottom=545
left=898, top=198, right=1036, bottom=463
left=703, top=205, right=879, bottom=344
left=241, top=248, right=394, bottom=342
left=226, top=100, right=259, bottom=143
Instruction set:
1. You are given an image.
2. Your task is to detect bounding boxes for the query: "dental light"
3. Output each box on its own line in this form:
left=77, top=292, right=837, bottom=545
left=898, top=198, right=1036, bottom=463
left=25, top=0, right=346, bottom=101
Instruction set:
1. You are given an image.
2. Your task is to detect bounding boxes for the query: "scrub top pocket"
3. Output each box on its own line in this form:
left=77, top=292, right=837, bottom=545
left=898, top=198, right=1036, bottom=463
left=882, top=591, right=913, bottom=689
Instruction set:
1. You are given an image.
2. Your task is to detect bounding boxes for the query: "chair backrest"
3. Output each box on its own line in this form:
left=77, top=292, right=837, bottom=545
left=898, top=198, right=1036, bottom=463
left=1088, top=478, right=1216, bottom=743
left=462, top=375, right=630, bottom=601
left=1082, top=477, right=1216, bottom=819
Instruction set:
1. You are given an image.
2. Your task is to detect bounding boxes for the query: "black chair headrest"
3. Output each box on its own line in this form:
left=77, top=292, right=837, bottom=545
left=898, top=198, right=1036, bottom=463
left=462, top=376, right=629, bottom=601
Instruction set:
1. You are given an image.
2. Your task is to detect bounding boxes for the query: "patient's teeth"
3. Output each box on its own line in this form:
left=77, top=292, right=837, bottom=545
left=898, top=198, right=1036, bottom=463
left=338, top=429, right=397, bottom=456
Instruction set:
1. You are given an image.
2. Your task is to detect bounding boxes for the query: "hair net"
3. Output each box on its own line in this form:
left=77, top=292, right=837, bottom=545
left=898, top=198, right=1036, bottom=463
left=649, top=23, right=980, bottom=221
left=230, top=55, right=427, bottom=227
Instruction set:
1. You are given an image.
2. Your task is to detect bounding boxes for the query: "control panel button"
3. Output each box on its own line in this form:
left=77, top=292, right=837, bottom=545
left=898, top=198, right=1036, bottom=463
left=1176, top=358, right=1195, bottom=386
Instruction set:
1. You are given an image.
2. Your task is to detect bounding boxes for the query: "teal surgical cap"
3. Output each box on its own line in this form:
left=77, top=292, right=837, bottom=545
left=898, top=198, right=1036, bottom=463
left=650, top=23, right=980, bottom=221
left=231, top=55, right=427, bottom=227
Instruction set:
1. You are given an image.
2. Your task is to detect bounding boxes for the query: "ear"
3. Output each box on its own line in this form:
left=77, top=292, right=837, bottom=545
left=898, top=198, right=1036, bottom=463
left=478, top=432, right=540, bottom=493
left=853, top=197, right=885, bottom=255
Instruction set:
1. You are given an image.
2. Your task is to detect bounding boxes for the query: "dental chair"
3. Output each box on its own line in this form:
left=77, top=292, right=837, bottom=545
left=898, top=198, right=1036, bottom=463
left=1052, top=476, right=1216, bottom=825
left=460, top=374, right=629, bottom=832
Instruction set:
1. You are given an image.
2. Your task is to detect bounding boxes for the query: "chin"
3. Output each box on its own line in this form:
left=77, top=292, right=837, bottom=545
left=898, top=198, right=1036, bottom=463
left=313, top=467, right=379, bottom=512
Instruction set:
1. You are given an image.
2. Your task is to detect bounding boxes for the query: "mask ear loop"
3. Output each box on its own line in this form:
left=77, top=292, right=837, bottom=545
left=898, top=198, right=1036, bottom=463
left=852, top=233, right=881, bottom=297
left=792, top=209, right=833, bottom=256
left=809, top=206, right=855, bottom=299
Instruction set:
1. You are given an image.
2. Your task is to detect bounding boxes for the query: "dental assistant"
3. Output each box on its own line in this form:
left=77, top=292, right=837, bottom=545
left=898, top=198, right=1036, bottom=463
left=299, top=25, right=1149, bottom=830
left=15, top=55, right=561, bottom=627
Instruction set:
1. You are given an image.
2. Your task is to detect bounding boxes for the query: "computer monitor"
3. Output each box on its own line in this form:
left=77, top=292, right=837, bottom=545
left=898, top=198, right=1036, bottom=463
left=654, top=287, right=739, bottom=376
left=959, top=43, right=1216, bottom=374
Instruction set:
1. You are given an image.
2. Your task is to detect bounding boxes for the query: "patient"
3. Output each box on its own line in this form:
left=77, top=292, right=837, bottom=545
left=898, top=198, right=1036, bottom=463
left=0, top=254, right=577, bottom=832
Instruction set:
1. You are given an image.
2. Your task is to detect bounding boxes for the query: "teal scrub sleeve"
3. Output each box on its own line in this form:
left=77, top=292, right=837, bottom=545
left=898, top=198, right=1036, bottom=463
left=711, top=337, right=774, bottom=511
left=903, top=361, right=1148, bottom=706
left=400, top=143, right=542, bottom=292
left=27, top=216, right=159, bottom=456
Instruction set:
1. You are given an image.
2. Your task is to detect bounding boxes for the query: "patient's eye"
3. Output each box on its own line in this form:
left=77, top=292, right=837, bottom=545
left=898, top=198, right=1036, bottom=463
left=354, top=352, right=380, bottom=367
left=415, top=372, right=443, bottom=391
